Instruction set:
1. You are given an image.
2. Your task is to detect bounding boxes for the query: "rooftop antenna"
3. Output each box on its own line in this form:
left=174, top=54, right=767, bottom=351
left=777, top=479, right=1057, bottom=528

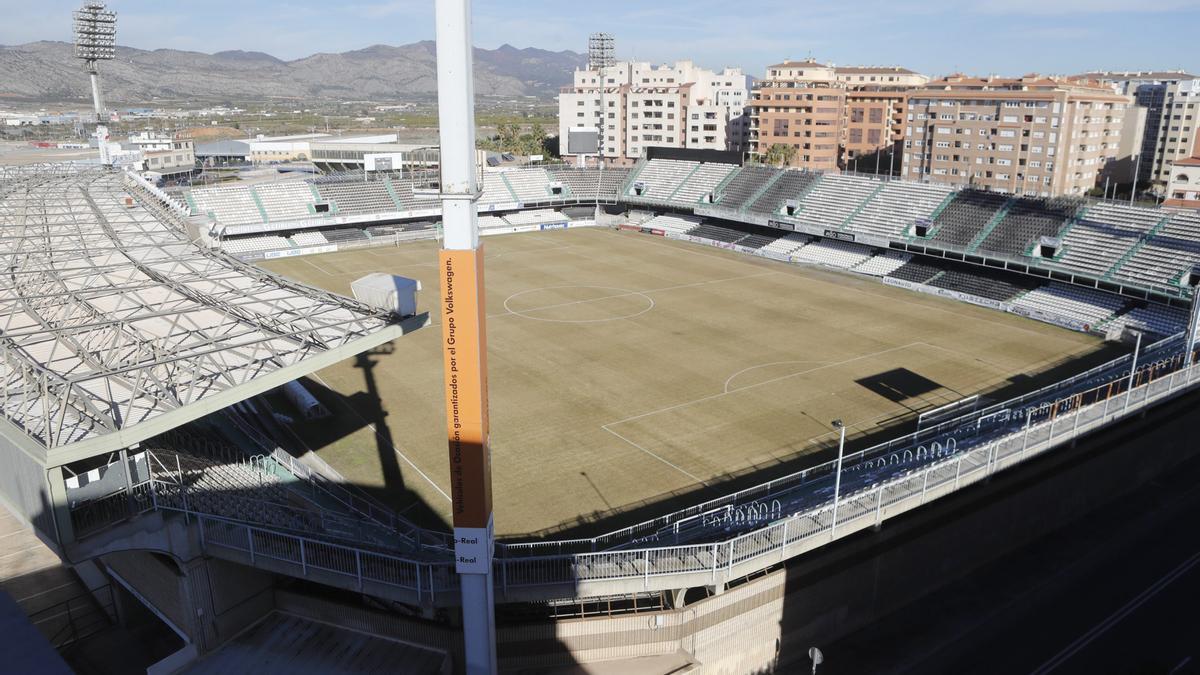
left=74, top=2, right=116, bottom=122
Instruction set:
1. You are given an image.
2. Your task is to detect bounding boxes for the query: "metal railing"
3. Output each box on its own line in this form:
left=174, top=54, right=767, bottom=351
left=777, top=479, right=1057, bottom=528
left=500, top=333, right=1186, bottom=557
left=495, top=357, right=1200, bottom=594
left=66, top=344, right=1200, bottom=601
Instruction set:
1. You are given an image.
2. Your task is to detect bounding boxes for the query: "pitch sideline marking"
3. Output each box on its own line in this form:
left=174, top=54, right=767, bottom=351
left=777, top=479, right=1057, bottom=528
left=310, top=373, right=452, bottom=503
left=601, top=426, right=711, bottom=486
left=600, top=343, right=928, bottom=486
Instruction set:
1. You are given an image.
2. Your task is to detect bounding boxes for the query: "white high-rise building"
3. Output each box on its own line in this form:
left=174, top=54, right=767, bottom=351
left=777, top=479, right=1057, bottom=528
left=1078, top=71, right=1200, bottom=191
left=559, top=60, right=751, bottom=165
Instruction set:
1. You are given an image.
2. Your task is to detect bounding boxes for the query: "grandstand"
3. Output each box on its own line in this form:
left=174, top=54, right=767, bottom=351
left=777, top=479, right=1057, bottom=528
left=4, top=159, right=1200, bottom=674
left=789, top=174, right=882, bottom=231
left=846, top=180, right=955, bottom=239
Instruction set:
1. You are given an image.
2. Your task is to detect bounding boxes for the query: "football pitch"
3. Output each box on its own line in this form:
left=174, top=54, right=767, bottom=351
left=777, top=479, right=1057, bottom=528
left=260, top=227, right=1115, bottom=538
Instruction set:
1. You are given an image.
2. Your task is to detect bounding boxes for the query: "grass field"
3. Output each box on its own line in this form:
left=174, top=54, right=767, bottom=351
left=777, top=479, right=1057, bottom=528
left=260, top=227, right=1115, bottom=539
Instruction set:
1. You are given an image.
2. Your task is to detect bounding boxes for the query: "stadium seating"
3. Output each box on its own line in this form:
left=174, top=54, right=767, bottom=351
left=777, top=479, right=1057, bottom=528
left=686, top=222, right=749, bottom=244
left=886, top=259, right=943, bottom=285
left=478, top=215, right=509, bottom=230
left=322, top=228, right=370, bottom=243
left=504, top=209, right=567, bottom=227
left=1009, top=282, right=1128, bottom=326
left=597, top=167, right=632, bottom=201
left=1048, top=202, right=1160, bottom=277
left=736, top=229, right=784, bottom=250
left=846, top=181, right=955, bottom=239
left=313, top=181, right=399, bottom=215
left=190, top=184, right=264, bottom=226
left=546, top=167, right=598, bottom=200
left=746, top=170, right=822, bottom=216
left=760, top=233, right=812, bottom=257
left=221, top=235, right=290, bottom=254
left=627, top=159, right=701, bottom=200
left=852, top=251, right=913, bottom=277
left=499, top=169, right=552, bottom=202
left=255, top=181, right=318, bottom=222
left=927, top=266, right=1035, bottom=302
left=642, top=213, right=703, bottom=235
left=1103, top=303, right=1189, bottom=337
left=1113, top=210, right=1200, bottom=287
left=927, top=190, right=1010, bottom=248
left=478, top=172, right=516, bottom=205
left=290, top=231, right=329, bottom=247
left=388, top=179, right=440, bottom=211
left=714, top=165, right=779, bottom=210
left=671, top=163, right=739, bottom=203
left=791, top=238, right=876, bottom=269
left=790, top=174, right=881, bottom=231
left=975, top=196, right=1081, bottom=257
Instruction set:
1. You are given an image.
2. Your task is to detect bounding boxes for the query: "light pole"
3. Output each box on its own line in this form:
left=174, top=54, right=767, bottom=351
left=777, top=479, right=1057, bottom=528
left=1130, top=152, right=1142, bottom=206
left=435, top=0, right=497, bottom=672
left=830, top=419, right=846, bottom=537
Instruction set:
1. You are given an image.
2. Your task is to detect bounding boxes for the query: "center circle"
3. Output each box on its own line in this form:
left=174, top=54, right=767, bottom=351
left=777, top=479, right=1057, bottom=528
left=503, top=285, right=655, bottom=323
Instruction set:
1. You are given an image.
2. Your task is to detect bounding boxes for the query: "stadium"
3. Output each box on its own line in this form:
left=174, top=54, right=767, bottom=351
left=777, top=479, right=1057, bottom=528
left=3, top=4, right=1200, bottom=675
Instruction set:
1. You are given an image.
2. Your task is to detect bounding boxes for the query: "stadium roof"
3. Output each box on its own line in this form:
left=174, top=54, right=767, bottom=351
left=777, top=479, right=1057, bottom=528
left=194, top=140, right=251, bottom=157
left=0, top=165, right=419, bottom=465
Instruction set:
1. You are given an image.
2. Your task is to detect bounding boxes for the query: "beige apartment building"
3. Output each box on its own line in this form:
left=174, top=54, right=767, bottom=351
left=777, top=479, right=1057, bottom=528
left=1165, top=155, right=1200, bottom=208
left=749, top=59, right=927, bottom=171
left=900, top=75, right=1141, bottom=197
left=558, top=60, right=751, bottom=165
left=1078, top=71, right=1200, bottom=192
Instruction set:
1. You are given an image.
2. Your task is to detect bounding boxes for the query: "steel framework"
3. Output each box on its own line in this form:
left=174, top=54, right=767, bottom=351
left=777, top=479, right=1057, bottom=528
left=0, top=165, right=411, bottom=462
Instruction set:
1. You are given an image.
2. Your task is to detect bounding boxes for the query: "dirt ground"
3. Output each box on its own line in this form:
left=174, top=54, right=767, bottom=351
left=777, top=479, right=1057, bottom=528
left=260, top=227, right=1112, bottom=539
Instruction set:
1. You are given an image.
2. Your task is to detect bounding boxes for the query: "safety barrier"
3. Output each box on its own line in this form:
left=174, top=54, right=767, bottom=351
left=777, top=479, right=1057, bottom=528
left=495, top=358, right=1200, bottom=596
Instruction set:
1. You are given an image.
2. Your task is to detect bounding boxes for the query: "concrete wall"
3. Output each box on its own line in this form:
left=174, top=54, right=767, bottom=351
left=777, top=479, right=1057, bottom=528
left=0, top=429, right=54, bottom=544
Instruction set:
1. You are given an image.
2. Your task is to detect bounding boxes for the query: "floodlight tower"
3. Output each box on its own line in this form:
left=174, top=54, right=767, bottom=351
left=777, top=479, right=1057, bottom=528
left=588, top=32, right=615, bottom=70
left=74, top=2, right=116, bottom=121
left=588, top=33, right=615, bottom=169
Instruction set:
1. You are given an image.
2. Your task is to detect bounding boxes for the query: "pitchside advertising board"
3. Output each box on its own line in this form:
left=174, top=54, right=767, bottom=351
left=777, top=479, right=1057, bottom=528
left=438, top=247, right=495, bottom=574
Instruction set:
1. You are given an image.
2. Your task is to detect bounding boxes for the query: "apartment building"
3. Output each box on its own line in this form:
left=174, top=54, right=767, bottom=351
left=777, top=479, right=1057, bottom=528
left=748, top=59, right=927, bottom=171
left=900, top=75, right=1140, bottom=197
left=1165, top=155, right=1200, bottom=208
left=1078, top=71, right=1200, bottom=191
left=558, top=60, right=751, bottom=165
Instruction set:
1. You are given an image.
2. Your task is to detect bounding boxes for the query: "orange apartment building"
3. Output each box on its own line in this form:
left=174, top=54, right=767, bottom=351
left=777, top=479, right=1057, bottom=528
left=901, top=75, right=1142, bottom=197
left=749, top=59, right=927, bottom=172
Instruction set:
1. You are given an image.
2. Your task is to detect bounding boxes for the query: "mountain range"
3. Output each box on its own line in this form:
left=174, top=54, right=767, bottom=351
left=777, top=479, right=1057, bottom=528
left=0, top=41, right=587, bottom=104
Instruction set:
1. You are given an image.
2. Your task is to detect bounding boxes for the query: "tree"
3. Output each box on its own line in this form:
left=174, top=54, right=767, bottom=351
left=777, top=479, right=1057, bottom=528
left=763, top=143, right=796, bottom=167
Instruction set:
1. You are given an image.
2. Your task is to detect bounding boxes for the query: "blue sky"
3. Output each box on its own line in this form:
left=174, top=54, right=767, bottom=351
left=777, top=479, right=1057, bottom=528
left=2, top=0, right=1199, bottom=77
